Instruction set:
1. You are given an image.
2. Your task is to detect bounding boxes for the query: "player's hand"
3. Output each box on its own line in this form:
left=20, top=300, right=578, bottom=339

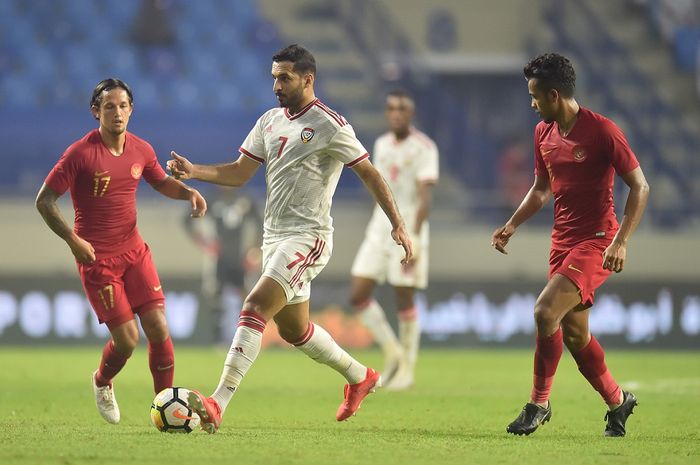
left=403, top=232, right=421, bottom=270
left=602, top=240, right=626, bottom=273
left=391, top=223, right=413, bottom=265
left=69, top=235, right=96, bottom=264
left=189, top=188, right=207, bottom=218
left=491, top=222, right=516, bottom=255
left=167, top=151, right=194, bottom=180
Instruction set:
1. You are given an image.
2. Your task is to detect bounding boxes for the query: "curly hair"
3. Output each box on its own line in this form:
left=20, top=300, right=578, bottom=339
left=523, top=53, right=576, bottom=98
left=272, top=44, right=316, bottom=77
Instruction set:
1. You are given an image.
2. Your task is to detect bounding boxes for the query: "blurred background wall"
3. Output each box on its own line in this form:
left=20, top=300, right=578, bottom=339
left=0, top=0, right=698, bottom=347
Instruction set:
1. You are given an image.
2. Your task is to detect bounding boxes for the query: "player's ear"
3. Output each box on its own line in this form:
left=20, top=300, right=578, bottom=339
left=304, top=73, right=314, bottom=89
left=90, top=105, right=99, bottom=120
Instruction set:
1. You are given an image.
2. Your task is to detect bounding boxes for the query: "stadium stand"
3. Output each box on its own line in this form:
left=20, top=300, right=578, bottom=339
left=0, top=0, right=698, bottom=227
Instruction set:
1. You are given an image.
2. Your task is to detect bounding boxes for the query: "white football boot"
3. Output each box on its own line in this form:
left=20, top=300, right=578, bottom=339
left=92, top=371, right=120, bottom=424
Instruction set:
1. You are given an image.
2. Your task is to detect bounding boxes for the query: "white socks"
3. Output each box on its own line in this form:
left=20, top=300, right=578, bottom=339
left=211, top=312, right=266, bottom=413
left=398, top=312, right=420, bottom=372
left=356, top=299, right=403, bottom=361
left=294, top=323, right=367, bottom=384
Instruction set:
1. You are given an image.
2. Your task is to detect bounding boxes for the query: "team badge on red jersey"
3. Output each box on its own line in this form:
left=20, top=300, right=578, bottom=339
left=131, top=163, right=143, bottom=179
left=301, top=127, right=315, bottom=144
left=572, top=146, right=587, bottom=163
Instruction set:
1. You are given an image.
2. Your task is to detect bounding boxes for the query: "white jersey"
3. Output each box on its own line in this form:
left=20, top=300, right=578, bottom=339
left=367, top=127, right=439, bottom=234
left=240, top=99, right=369, bottom=242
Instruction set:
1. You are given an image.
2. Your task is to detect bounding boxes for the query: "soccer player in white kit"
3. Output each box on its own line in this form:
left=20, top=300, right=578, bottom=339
left=167, top=44, right=412, bottom=433
left=350, top=91, right=439, bottom=391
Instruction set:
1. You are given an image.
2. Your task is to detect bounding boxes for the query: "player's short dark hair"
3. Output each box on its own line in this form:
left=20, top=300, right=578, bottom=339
left=90, top=78, right=133, bottom=109
left=523, top=53, right=576, bottom=98
left=272, top=44, right=316, bottom=76
left=386, top=89, right=413, bottom=101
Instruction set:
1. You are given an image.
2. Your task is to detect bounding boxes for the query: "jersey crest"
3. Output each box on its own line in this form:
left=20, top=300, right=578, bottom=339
left=572, top=145, right=587, bottom=163
left=131, top=163, right=143, bottom=179
left=301, top=127, right=315, bottom=144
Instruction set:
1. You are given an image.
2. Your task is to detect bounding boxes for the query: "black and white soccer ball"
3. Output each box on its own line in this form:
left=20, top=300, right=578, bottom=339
left=150, top=387, right=201, bottom=433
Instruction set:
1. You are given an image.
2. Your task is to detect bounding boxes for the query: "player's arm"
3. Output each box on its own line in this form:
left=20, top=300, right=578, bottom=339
left=603, top=166, right=650, bottom=273
left=491, top=174, right=551, bottom=254
left=167, top=151, right=260, bottom=187
left=352, top=159, right=413, bottom=264
left=151, top=175, right=207, bottom=218
left=413, top=180, right=435, bottom=234
left=407, top=180, right=435, bottom=262
left=35, top=183, right=95, bottom=263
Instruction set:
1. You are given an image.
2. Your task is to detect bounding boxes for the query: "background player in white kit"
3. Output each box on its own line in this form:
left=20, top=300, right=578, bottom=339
left=350, top=91, right=439, bottom=390
left=167, top=44, right=412, bottom=433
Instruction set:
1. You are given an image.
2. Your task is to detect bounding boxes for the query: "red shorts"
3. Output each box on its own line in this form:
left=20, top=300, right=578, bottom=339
left=549, top=238, right=612, bottom=308
left=78, top=243, right=165, bottom=329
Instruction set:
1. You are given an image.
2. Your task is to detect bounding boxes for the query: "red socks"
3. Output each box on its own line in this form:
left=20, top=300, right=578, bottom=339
left=572, top=336, right=621, bottom=406
left=148, top=337, right=175, bottom=393
left=95, top=340, right=130, bottom=388
left=530, top=329, right=621, bottom=406
left=531, top=328, right=563, bottom=404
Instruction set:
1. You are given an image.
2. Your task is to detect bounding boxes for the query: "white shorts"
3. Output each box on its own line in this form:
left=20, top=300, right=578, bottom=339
left=261, top=234, right=332, bottom=304
left=351, top=229, right=429, bottom=289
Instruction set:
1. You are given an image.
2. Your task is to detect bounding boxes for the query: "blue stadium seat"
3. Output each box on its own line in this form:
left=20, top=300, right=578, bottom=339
left=0, top=75, right=41, bottom=108
left=673, top=27, right=700, bottom=71
left=213, top=83, right=243, bottom=110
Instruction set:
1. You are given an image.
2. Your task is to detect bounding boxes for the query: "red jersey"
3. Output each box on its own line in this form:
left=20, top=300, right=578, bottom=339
left=534, top=107, right=639, bottom=248
left=45, top=129, right=167, bottom=259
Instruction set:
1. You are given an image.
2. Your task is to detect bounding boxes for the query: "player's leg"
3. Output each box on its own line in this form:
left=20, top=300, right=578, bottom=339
left=138, top=306, right=174, bottom=393
left=350, top=276, right=402, bottom=381
left=189, top=276, right=287, bottom=433
left=122, top=243, right=173, bottom=394
left=91, top=317, right=139, bottom=424
left=507, top=273, right=581, bottom=435
left=275, top=300, right=381, bottom=421
left=79, top=257, right=135, bottom=424
left=384, top=285, right=418, bottom=391
left=96, top=318, right=139, bottom=387
left=561, top=238, right=637, bottom=436
left=276, top=300, right=368, bottom=384
left=561, top=309, right=637, bottom=436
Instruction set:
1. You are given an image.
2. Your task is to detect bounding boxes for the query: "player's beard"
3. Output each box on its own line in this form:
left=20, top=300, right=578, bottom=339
left=277, top=84, right=305, bottom=113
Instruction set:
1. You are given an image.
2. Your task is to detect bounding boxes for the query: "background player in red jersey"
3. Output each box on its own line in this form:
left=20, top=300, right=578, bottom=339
left=491, top=53, right=650, bottom=437
left=35, top=78, right=207, bottom=425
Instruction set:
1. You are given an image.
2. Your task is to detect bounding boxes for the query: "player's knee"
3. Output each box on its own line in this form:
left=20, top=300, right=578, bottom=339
left=140, top=311, right=170, bottom=342
left=240, top=299, right=267, bottom=320
left=144, top=320, right=169, bottom=343
left=534, top=299, right=558, bottom=328
left=113, top=330, right=139, bottom=355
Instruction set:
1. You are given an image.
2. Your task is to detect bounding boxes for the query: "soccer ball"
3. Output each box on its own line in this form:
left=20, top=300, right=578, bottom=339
left=150, top=387, right=201, bottom=433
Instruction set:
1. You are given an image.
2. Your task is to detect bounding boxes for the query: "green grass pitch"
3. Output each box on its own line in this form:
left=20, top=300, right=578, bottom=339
left=1, top=347, right=698, bottom=465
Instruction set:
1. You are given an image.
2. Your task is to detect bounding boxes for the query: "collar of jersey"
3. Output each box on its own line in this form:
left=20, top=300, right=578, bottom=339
left=284, top=98, right=319, bottom=120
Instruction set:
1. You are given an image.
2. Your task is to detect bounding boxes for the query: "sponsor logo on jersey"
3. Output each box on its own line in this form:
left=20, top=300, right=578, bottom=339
left=572, top=145, right=587, bottom=163
left=131, top=163, right=143, bottom=179
left=301, top=127, right=315, bottom=143
left=265, top=124, right=273, bottom=133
